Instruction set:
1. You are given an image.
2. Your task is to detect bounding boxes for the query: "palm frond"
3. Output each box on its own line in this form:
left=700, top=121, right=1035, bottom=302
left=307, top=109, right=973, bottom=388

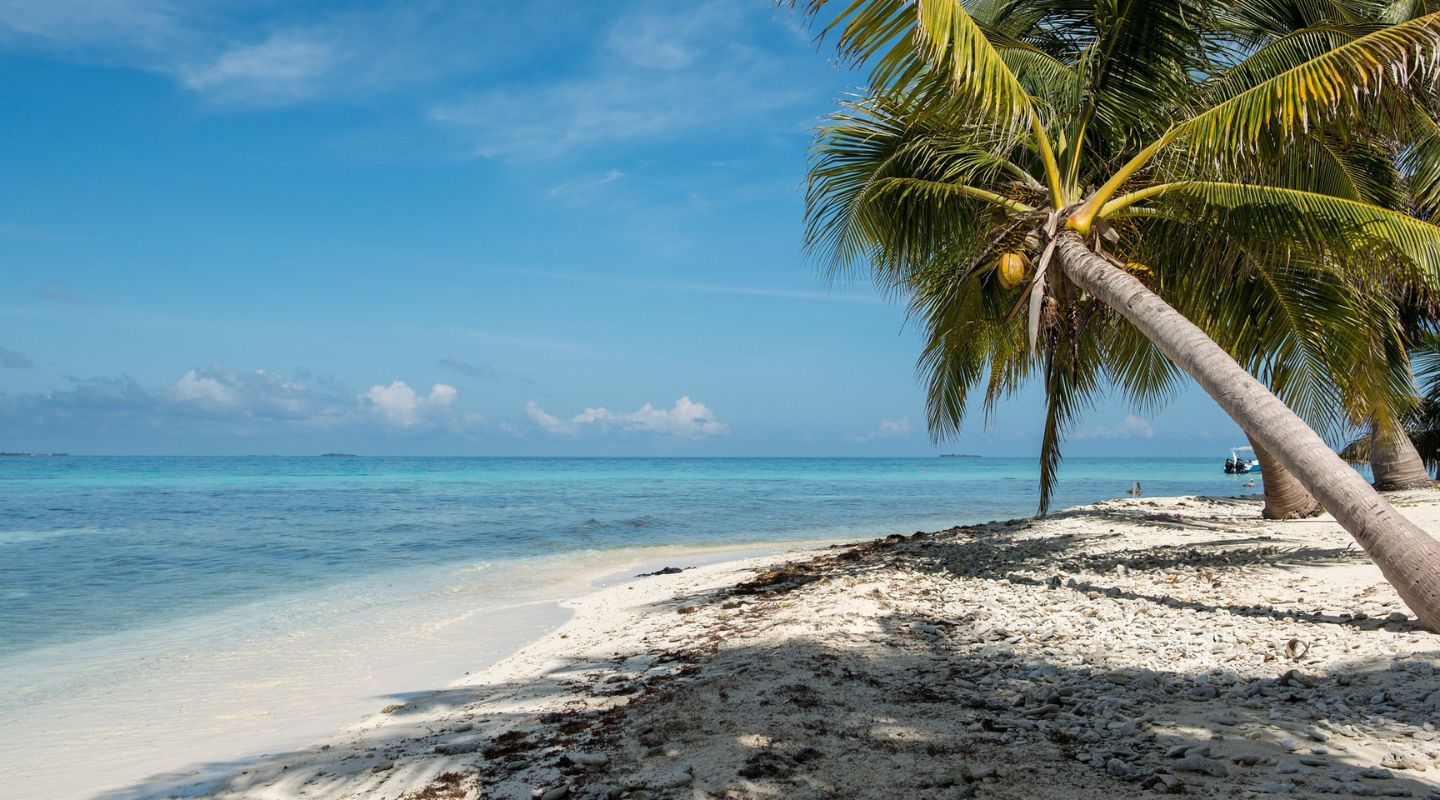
left=1074, top=0, right=1211, bottom=138
left=1172, top=13, right=1440, bottom=159
left=805, top=91, right=1040, bottom=284
left=1036, top=314, right=1103, bottom=515
left=1401, top=105, right=1440, bottom=219
left=1207, top=22, right=1379, bottom=101
left=804, top=0, right=1040, bottom=124
left=992, top=36, right=1083, bottom=114
left=1379, top=0, right=1434, bottom=23
left=1111, top=181, right=1440, bottom=284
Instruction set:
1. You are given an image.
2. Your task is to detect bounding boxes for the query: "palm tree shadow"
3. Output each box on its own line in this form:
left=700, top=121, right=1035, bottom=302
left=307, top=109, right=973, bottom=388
left=853, top=506, right=1412, bottom=632
left=98, top=615, right=1440, bottom=799
left=98, top=512, right=1437, bottom=799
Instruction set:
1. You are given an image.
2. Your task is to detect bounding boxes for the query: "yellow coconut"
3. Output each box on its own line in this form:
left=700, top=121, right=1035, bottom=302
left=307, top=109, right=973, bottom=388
left=998, top=252, right=1031, bottom=289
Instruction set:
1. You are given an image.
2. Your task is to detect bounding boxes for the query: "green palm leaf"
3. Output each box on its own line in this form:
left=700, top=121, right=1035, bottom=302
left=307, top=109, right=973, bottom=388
left=807, top=0, right=1037, bottom=122
left=1109, top=181, right=1440, bottom=283
left=1175, top=13, right=1440, bottom=156
left=1207, top=22, right=1379, bottom=101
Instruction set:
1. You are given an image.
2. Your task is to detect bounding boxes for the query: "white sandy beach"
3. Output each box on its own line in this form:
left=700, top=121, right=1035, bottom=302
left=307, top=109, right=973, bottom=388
left=2, top=543, right=829, bottom=800
left=74, top=491, right=1440, bottom=800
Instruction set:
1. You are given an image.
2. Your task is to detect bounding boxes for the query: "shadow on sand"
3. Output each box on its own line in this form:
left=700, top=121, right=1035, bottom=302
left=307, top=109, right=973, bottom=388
left=102, top=501, right=1440, bottom=799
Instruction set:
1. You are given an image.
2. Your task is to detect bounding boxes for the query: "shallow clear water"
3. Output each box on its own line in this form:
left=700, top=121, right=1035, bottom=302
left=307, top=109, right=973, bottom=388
left=0, top=455, right=1261, bottom=658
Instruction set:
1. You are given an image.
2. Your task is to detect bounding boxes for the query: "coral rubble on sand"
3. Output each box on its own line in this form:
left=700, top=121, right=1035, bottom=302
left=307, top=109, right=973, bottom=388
left=189, top=493, right=1440, bottom=800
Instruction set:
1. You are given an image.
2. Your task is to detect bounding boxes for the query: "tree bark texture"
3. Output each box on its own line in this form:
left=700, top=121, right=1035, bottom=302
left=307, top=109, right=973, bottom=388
left=1246, top=435, right=1323, bottom=520
left=1370, top=420, right=1434, bottom=491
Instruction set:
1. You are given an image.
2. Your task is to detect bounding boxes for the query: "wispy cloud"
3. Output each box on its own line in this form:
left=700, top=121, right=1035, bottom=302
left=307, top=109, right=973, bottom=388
left=0, top=0, right=184, bottom=52
left=178, top=31, right=338, bottom=105
left=0, top=363, right=483, bottom=436
left=0, top=0, right=825, bottom=132
left=549, top=169, right=624, bottom=201
left=0, top=346, right=33, bottom=368
left=0, top=1, right=506, bottom=107
left=38, top=284, right=82, bottom=303
left=430, top=0, right=814, bottom=159
left=1075, top=414, right=1155, bottom=440
left=511, top=268, right=885, bottom=305
left=437, top=354, right=497, bottom=380
left=524, top=401, right=572, bottom=436
left=168, top=365, right=319, bottom=419
left=465, top=330, right=588, bottom=353
left=525, top=396, right=728, bottom=439
left=876, top=418, right=912, bottom=437
left=849, top=416, right=914, bottom=443
left=676, top=283, right=884, bottom=304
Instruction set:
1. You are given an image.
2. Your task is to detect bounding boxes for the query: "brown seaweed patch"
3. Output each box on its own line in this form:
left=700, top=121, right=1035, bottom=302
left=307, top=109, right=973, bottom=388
left=401, top=771, right=475, bottom=799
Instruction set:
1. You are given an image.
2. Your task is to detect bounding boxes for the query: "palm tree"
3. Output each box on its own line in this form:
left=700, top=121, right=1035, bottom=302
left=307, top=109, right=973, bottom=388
left=1370, top=423, right=1436, bottom=487
left=859, top=87, right=1415, bottom=518
left=798, top=0, right=1440, bottom=627
left=1221, top=0, right=1440, bottom=494
left=1345, top=326, right=1440, bottom=482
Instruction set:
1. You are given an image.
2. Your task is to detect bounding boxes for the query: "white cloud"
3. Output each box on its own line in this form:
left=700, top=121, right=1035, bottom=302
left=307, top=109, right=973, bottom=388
left=512, top=268, right=886, bottom=305
left=549, top=169, right=624, bottom=200
left=167, top=365, right=317, bottom=419
left=433, top=70, right=806, bottom=161
left=525, top=400, right=573, bottom=436
left=876, top=418, right=913, bottom=438
left=167, top=365, right=473, bottom=429
left=526, top=396, right=728, bottom=439
left=0, top=1, right=511, bottom=107
left=5, top=364, right=484, bottom=439
left=1075, top=414, right=1155, bottom=440
left=171, top=368, right=239, bottom=407
left=601, top=1, right=740, bottom=70
left=437, top=353, right=496, bottom=380
left=429, top=0, right=813, bottom=159
left=0, top=0, right=826, bottom=129
left=179, top=32, right=337, bottom=104
left=0, top=0, right=182, bottom=51
left=360, top=381, right=458, bottom=428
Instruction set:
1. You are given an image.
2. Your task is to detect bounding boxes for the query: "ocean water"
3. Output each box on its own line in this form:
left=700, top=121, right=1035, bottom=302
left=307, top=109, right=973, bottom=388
left=0, top=455, right=1264, bottom=799
left=0, top=455, right=1258, bottom=659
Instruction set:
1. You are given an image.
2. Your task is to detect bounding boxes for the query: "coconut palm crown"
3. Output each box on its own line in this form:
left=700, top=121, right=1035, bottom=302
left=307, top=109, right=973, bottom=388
left=798, top=0, right=1440, bottom=628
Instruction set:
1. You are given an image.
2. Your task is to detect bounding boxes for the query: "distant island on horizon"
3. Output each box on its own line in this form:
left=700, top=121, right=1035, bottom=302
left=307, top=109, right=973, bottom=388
left=938, top=454, right=981, bottom=458
left=0, top=452, right=68, bottom=457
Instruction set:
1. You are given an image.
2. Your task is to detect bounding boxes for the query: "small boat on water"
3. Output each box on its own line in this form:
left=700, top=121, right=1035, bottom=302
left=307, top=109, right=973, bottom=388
left=1224, top=445, right=1262, bottom=474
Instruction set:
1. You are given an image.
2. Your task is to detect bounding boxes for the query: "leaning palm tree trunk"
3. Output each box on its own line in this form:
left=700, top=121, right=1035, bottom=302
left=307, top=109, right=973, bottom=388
left=1370, top=420, right=1434, bottom=490
left=1055, top=231, right=1440, bottom=628
left=1245, top=435, right=1323, bottom=519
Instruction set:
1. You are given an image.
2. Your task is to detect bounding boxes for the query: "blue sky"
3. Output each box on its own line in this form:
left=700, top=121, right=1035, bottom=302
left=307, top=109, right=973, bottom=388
left=0, top=0, right=1240, bottom=456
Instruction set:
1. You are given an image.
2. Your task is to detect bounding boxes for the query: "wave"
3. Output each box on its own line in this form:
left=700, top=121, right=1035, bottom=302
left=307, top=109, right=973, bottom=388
left=0, top=528, right=104, bottom=546
left=571, top=514, right=667, bottom=532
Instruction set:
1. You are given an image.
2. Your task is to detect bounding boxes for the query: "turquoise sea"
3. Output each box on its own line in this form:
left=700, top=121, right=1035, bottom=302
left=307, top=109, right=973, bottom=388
left=0, top=455, right=1262, bottom=659
left=2, top=455, right=1274, bottom=798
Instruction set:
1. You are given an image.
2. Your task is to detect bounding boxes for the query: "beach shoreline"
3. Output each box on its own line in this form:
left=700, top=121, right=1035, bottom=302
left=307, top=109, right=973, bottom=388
left=3, top=539, right=849, bottom=800
left=82, top=491, right=1440, bottom=800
